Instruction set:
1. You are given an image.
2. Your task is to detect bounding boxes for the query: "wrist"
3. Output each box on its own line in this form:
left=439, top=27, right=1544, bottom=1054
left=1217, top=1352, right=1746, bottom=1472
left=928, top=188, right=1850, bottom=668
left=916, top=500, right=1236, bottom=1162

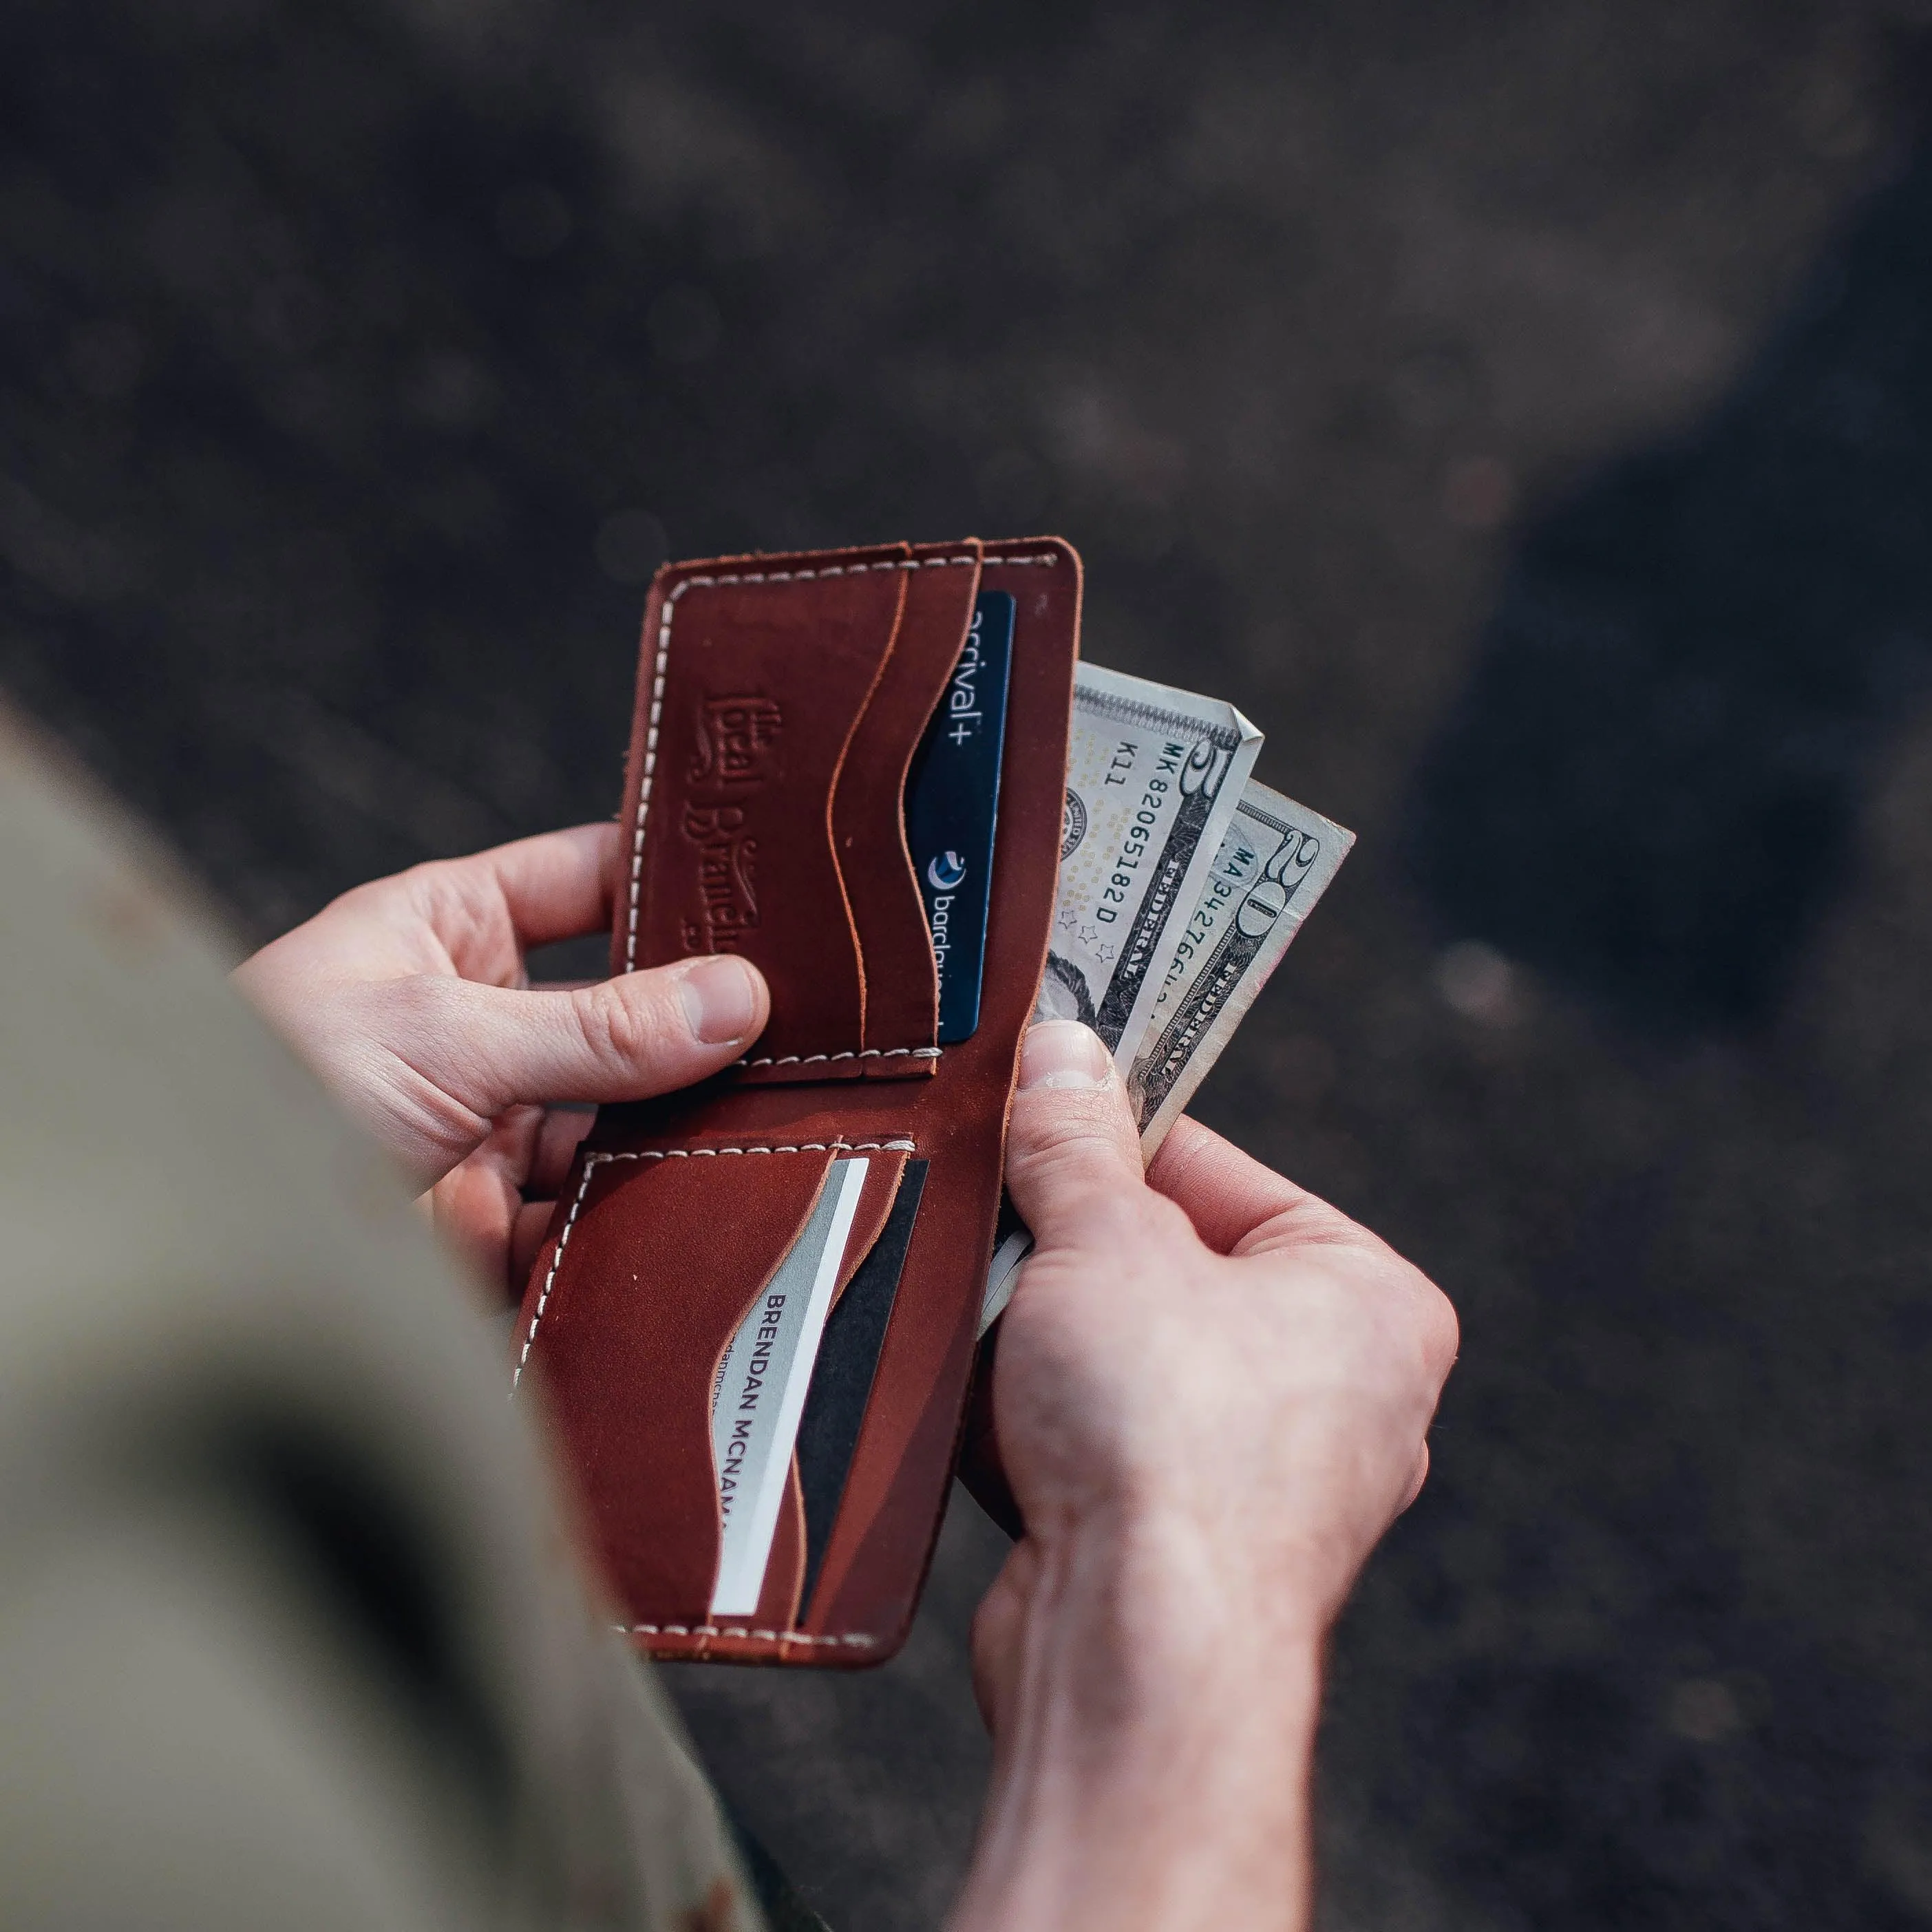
left=956, top=1505, right=1324, bottom=1932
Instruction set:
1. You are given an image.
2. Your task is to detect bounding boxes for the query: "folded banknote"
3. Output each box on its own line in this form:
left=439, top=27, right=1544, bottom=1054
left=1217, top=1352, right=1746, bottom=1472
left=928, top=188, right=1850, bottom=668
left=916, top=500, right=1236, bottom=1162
left=984, top=664, right=1352, bottom=1335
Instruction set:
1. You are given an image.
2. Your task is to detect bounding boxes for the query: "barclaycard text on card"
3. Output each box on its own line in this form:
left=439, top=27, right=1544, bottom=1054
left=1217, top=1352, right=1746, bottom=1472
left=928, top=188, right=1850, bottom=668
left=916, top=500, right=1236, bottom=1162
left=906, top=591, right=1015, bottom=1044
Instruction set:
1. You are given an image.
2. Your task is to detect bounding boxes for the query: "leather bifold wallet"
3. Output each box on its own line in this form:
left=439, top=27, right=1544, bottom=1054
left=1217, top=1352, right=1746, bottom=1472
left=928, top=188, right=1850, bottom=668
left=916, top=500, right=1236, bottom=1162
left=513, top=537, right=1079, bottom=1666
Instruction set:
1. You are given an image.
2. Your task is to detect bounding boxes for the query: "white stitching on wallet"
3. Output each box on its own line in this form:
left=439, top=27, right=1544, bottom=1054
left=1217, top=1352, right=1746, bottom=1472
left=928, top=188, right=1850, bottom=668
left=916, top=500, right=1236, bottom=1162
left=513, top=1139, right=916, bottom=1385
left=613, top=1622, right=878, bottom=1648
left=624, top=547, right=1059, bottom=972
left=736, top=1045, right=942, bottom=1070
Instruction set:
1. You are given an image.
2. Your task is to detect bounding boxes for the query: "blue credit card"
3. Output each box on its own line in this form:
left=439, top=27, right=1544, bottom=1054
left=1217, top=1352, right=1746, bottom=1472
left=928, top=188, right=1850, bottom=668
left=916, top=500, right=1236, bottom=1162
left=904, top=590, right=1015, bottom=1043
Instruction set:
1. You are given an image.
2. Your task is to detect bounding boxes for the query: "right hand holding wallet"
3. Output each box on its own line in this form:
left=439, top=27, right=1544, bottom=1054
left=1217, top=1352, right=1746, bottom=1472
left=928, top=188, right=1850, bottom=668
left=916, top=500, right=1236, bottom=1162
left=512, top=535, right=1351, bottom=1666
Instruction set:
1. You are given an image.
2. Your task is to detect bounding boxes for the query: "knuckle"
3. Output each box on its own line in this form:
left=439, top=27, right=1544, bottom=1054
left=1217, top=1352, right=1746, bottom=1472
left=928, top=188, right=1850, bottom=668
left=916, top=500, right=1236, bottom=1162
left=1420, top=1281, right=1461, bottom=1377
left=572, top=977, right=674, bottom=1071
left=1008, top=1134, right=1134, bottom=1213
left=1010, top=1095, right=1137, bottom=1176
left=402, top=856, right=497, bottom=943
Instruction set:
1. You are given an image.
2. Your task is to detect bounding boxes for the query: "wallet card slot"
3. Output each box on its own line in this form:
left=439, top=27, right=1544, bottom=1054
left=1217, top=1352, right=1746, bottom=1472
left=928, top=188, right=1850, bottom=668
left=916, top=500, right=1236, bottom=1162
left=723, top=1150, right=907, bottom=1634
left=827, top=542, right=982, bottom=1074
left=798, top=1158, right=928, bottom=1615
left=513, top=1143, right=838, bottom=1625
left=622, top=551, right=911, bottom=1076
left=709, top=1153, right=871, bottom=1618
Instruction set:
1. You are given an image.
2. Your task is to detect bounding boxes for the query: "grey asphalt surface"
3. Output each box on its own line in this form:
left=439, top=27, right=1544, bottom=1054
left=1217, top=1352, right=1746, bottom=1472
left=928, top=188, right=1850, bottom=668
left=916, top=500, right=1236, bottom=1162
left=6, top=3, right=1932, bottom=1926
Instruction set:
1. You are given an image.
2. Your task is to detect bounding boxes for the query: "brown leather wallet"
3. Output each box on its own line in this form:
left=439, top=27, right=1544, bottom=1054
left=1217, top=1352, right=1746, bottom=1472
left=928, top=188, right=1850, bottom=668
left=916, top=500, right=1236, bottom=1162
left=513, top=535, right=1080, bottom=1666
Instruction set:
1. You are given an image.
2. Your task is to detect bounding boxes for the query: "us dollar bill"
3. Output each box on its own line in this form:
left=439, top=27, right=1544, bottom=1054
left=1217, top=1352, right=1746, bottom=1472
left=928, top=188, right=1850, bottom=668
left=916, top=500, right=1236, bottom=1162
left=981, top=772, right=1355, bottom=1338
left=1125, top=780, right=1352, bottom=1156
left=1034, top=662, right=1262, bottom=1059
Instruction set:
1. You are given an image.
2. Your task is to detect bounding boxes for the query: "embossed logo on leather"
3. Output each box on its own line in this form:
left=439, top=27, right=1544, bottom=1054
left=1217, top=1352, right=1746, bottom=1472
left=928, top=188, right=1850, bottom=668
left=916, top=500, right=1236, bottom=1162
left=679, top=693, right=779, bottom=949
left=689, top=694, right=782, bottom=787
left=680, top=803, right=758, bottom=950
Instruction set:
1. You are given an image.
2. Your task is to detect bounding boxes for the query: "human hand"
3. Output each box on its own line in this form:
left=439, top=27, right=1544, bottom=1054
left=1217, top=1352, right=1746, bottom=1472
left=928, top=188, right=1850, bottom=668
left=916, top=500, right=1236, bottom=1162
left=951, top=1020, right=1456, bottom=1932
left=233, top=824, right=768, bottom=1297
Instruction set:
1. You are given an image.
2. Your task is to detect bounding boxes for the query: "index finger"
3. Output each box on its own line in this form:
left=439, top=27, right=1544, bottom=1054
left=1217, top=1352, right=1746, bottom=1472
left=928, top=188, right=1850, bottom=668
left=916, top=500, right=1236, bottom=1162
left=418, top=822, right=624, bottom=952
left=1148, top=1115, right=1367, bottom=1257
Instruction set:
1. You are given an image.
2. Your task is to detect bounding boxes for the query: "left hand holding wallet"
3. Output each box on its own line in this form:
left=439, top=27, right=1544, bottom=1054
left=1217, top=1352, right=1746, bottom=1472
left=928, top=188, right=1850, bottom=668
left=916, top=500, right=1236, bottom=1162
left=233, top=821, right=773, bottom=1288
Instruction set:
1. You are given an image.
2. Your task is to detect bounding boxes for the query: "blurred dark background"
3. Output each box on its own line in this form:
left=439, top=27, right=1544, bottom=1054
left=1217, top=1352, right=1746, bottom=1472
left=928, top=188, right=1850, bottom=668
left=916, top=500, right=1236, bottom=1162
left=8, top=1, right=1932, bottom=1925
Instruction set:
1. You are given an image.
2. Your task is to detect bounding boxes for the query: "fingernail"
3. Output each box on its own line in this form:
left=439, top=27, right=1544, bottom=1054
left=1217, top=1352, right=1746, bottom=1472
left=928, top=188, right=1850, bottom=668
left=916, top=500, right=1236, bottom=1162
left=679, top=955, right=761, bottom=1043
left=1018, top=1019, right=1114, bottom=1090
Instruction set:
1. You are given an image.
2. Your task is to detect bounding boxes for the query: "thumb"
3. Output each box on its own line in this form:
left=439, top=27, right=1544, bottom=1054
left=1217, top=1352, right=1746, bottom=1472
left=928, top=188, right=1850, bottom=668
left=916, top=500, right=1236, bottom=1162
left=1004, top=1021, right=1146, bottom=1246
left=427, top=953, right=769, bottom=1116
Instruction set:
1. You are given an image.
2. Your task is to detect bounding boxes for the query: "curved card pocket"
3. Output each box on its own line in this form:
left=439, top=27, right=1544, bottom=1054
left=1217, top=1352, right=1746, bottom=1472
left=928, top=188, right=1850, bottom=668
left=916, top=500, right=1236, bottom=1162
left=797, top=1158, right=928, bottom=1615
left=710, top=1150, right=907, bottom=1634
left=621, top=552, right=909, bottom=1079
left=829, top=542, right=983, bottom=1074
left=513, top=1143, right=836, bottom=1625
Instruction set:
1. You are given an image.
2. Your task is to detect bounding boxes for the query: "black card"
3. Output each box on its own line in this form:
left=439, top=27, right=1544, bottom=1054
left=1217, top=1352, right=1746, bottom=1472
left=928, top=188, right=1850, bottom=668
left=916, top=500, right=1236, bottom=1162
left=795, top=1159, right=928, bottom=1615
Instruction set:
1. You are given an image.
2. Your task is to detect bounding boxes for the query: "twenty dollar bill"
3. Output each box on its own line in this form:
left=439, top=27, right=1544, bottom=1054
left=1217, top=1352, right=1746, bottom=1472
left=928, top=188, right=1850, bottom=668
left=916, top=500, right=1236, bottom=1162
left=1034, top=662, right=1262, bottom=1059
left=984, top=749, right=1353, bottom=1338
left=1125, top=779, right=1352, bottom=1156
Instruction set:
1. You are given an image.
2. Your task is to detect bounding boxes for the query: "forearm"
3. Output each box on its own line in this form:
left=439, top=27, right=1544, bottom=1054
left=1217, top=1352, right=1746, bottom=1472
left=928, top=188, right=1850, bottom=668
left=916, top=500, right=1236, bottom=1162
left=952, top=1514, right=1324, bottom=1932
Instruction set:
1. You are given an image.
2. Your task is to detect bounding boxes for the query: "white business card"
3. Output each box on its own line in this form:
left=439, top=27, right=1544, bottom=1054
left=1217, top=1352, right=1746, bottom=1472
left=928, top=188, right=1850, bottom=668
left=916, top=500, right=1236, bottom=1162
left=709, top=1156, right=870, bottom=1618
